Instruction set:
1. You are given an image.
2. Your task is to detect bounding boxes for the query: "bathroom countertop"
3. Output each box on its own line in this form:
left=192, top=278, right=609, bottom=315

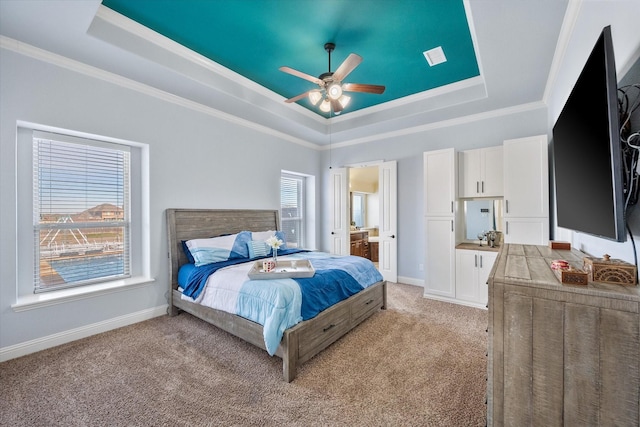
left=456, top=242, right=501, bottom=252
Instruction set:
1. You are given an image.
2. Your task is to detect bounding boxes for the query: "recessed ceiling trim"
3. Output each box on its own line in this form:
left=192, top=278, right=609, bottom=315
left=0, top=35, right=320, bottom=150
left=322, top=101, right=547, bottom=150
left=91, top=6, right=326, bottom=126
left=332, top=75, right=486, bottom=124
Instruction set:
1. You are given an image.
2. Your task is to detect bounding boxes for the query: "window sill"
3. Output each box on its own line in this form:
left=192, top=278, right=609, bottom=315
left=11, top=276, right=155, bottom=312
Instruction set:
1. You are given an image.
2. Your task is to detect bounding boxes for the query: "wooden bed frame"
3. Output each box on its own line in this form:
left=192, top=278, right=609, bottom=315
left=166, top=208, right=387, bottom=382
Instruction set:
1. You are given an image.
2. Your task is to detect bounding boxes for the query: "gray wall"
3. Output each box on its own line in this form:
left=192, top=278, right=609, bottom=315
left=547, top=2, right=640, bottom=264
left=0, top=49, right=321, bottom=351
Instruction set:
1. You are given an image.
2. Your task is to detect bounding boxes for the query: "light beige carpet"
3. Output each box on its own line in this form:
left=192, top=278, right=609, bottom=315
left=0, top=283, right=487, bottom=426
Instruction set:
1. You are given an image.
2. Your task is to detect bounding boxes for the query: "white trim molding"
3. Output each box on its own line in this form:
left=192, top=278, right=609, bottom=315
left=0, top=305, right=168, bottom=362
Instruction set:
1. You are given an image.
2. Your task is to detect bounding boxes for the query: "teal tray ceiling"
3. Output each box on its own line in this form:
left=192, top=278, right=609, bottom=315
left=102, top=0, right=479, bottom=117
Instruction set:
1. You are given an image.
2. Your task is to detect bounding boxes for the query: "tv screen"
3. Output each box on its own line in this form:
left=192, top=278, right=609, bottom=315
left=552, top=26, right=625, bottom=242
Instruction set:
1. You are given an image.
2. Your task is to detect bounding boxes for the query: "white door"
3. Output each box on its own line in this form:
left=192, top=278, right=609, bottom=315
left=503, top=136, right=549, bottom=218
left=424, top=149, right=456, bottom=216
left=424, top=216, right=456, bottom=298
left=459, top=149, right=481, bottom=198
left=478, top=251, right=498, bottom=306
left=378, top=161, right=397, bottom=282
left=455, top=249, right=479, bottom=303
left=504, top=218, right=549, bottom=245
left=481, top=146, right=504, bottom=197
left=329, top=168, right=349, bottom=255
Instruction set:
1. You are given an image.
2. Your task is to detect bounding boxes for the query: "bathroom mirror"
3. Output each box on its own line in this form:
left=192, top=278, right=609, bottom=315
left=464, top=199, right=503, bottom=241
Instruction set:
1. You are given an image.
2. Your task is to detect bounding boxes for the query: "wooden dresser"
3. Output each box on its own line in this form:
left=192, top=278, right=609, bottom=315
left=487, top=244, right=640, bottom=426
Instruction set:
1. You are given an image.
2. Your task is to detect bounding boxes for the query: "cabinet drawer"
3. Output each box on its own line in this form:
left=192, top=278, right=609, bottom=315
left=351, top=285, right=384, bottom=325
left=298, top=304, right=350, bottom=361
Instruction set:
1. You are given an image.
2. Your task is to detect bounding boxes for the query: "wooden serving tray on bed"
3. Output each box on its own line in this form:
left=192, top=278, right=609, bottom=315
left=248, top=259, right=315, bottom=280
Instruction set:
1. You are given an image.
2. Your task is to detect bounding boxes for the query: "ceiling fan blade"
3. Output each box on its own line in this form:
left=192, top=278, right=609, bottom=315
left=285, top=89, right=319, bottom=103
left=332, top=53, right=362, bottom=82
left=342, top=83, right=386, bottom=94
left=330, top=98, right=344, bottom=113
left=279, top=66, right=322, bottom=85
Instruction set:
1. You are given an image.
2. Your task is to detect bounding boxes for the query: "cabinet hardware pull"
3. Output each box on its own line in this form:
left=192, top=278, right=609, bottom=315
left=365, top=299, right=375, bottom=305
left=323, top=324, right=336, bottom=332
left=451, top=220, right=454, bottom=232
left=506, top=222, right=509, bottom=234
left=477, top=181, right=479, bottom=193
left=505, top=200, right=509, bottom=213
left=331, top=232, right=335, bottom=235
left=482, top=181, right=485, bottom=193
left=475, top=254, right=478, bottom=267
left=451, top=201, right=453, bottom=213
left=480, top=255, right=483, bottom=268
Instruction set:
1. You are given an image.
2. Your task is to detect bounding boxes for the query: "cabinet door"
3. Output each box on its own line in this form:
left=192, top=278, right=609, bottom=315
left=504, top=218, right=549, bottom=245
left=455, top=249, right=479, bottom=303
left=477, top=251, right=497, bottom=306
left=424, top=149, right=456, bottom=216
left=425, top=217, right=455, bottom=298
left=504, top=136, right=549, bottom=218
left=481, top=146, right=503, bottom=197
left=459, top=149, right=481, bottom=198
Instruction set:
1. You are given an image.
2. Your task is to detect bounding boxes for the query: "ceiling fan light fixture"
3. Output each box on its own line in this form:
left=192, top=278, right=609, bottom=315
left=327, top=83, right=343, bottom=100
left=308, top=91, right=322, bottom=105
left=319, top=98, right=331, bottom=112
left=339, top=95, right=351, bottom=108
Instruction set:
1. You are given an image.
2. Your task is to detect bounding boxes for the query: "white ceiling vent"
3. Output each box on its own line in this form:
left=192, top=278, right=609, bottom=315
left=423, top=46, right=447, bottom=66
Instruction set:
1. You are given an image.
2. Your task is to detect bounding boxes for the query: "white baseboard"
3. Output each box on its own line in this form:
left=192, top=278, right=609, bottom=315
left=0, top=305, right=168, bottom=362
left=397, top=276, right=425, bottom=287
left=422, top=293, right=487, bottom=310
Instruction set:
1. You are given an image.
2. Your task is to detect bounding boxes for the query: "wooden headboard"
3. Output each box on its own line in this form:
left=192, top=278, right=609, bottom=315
left=166, top=209, right=280, bottom=290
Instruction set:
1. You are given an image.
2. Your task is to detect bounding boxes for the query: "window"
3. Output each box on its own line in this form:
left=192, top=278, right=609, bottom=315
left=351, top=192, right=366, bottom=228
left=280, top=172, right=306, bottom=248
left=33, top=134, right=131, bottom=292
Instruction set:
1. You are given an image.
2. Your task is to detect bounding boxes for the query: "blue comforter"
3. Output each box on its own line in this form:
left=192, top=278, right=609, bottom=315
left=178, top=251, right=383, bottom=355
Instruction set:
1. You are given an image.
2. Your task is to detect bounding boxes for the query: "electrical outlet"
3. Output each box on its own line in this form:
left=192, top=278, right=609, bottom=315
left=419, top=263, right=424, bottom=271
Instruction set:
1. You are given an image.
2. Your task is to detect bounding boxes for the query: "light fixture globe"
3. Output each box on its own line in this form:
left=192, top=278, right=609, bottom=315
left=308, top=90, right=322, bottom=105
left=327, top=83, right=343, bottom=100
left=319, top=98, right=331, bottom=112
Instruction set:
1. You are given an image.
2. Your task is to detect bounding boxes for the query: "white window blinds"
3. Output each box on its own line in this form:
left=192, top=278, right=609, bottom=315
left=280, top=173, right=305, bottom=248
left=33, top=133, right=131, bottom=292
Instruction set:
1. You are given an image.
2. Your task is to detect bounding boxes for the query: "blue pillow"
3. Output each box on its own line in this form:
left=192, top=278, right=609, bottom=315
left=185, top=231, right=251, bottom=267
left=181, top=240, right=195, bottom=263
left=247, top=240, right=269, bottom=258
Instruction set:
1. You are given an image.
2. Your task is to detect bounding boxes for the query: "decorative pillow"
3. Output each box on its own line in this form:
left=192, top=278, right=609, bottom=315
left=247, top=240, right=269, bottom=259
left=251, top=230, right=288, bottom=253
left=181, top=240, right=195, bottom=263
left=185, top=231, right=251, bottom=266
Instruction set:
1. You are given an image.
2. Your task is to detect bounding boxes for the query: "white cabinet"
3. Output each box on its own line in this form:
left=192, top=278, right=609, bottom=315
left=503, top=135, right=549, bottom=245
left=424, top=149, right=456, bottom=216
left=424, top=148, right=456, bottom=300
left=504, top=217, right=549, bottom=246
left=459, top=146, right=503, bottom=198
left=455, top=249, right=497, bottom=307
left=425, top=217, right=456, bottom=298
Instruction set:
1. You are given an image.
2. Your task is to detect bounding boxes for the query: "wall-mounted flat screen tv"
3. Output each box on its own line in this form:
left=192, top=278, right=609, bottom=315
left=552, top=26, right=625, bottom=242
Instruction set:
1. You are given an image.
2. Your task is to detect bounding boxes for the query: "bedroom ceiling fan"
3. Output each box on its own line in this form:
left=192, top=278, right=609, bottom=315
left=279, top=42, right=385, bottom=115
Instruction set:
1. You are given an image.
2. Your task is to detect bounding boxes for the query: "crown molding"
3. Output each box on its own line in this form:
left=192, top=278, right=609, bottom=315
left=543, top=0, right=583, bottom=104
left=323, top=101, right=547, bottom=150
left=0, top=35, right=319, bottom=150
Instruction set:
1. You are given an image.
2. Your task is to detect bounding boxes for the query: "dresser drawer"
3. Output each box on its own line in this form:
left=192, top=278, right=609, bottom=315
left=298, top=304, right=350, bottom=361
left=351, top=285, right=384, bottom=325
